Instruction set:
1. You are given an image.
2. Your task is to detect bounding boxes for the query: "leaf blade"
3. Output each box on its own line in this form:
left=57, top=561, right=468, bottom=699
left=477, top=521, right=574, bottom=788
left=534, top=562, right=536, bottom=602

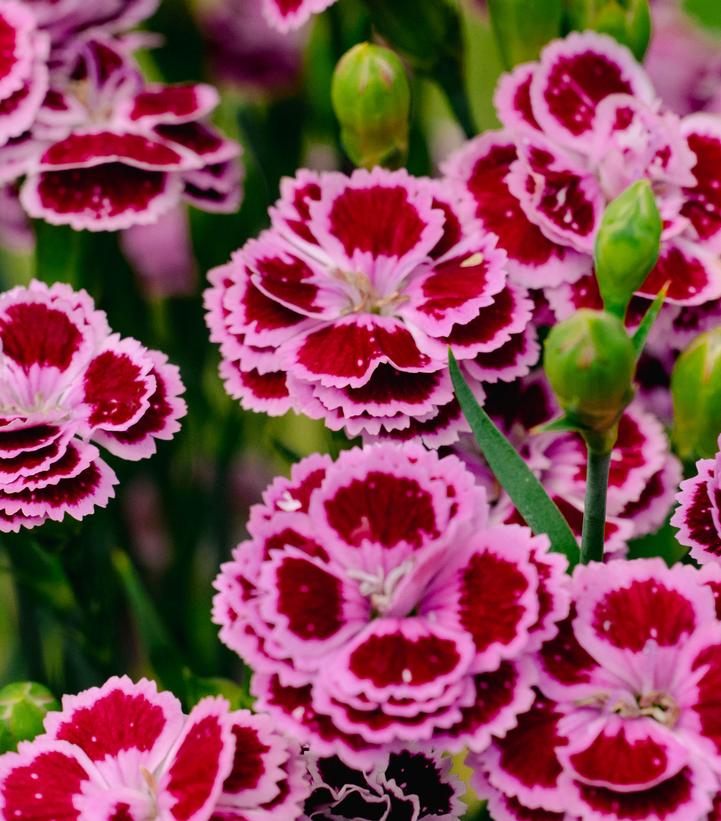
left=449, top=353, right=580, bottom=566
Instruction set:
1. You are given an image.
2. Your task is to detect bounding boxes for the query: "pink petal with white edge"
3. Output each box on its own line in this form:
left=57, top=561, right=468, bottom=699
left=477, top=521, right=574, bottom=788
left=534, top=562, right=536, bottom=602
left=261, top=0, right=337, bottom=33
left=0, top=51, right=48, bottom=148
left=403, top=231, right=508, bottom=338
left=2, top=439, right=99, bottom=492
left=432, top=658, right=537, bottom=755
left=21, top=164, right=184, bottom=232
left=509, top=135, right=604, bottom=254
left=671, top=459, right=721, bottom=563
left=474, top=694, right=569, bottom=814
left=307, top=166, right=444, bottom=276
left=307, top=442, right=454, bottom=561
left=155, top=122, right=241, bottom=167
left=0, top=455, right=117, bottom=522
left=371, top=397, right=471, bottom=450
left=219, top=360, right=293, bottom=416
left=216, top=710, right=299, bottom=810
left=442, top=132, right=590, bottom=288
left=463, top=325, right=540, bottom=385
left=183, top=159, right=243, bottom=214
left=529, top=31, right=655, bottom=152
left=80, top=336, right=155, bottom=433
left=526, top=545, right=571, bottom=652
left=571, top=559, right=715, bottom=670
left=638, top=237, right=721, bottom=306
left=45, top=675, right=184, bottom=769
left=681, top=114, right=721, bottom=252
left=536, top=613, right=603, bottom=704
left=564, top=760, right=717, bottom=821
left=122, top=83, right=220, bottom=126
left=283, top=314, right=432, bottom=389
left=92, top=351, right=187, bottom=461
left=559, top=716, right=689, bottom=792
left=423, top=525, right=542, bottom=673
left=269, top=168, right=323, bottom=246
left=318, top=617, right=474, bottom=706
left=158, top=696, right=235, bottom=821
left=0, top=737, right=96, bottom=821
left=621, top=457, right=683, bottom=539
left=445, top=283, right=534, bottom=358
left=494, top=62, right=542, bottom=135
left=38, top=129, right=201, bottom=172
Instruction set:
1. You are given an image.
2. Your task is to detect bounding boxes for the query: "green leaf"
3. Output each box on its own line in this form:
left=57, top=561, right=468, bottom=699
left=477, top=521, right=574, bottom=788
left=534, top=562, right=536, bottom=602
left=111, top=550, right=188, bottom=700
left=631, top=284, right=668, bottom=357
left=2, top=536, right=77, bottom=616
left=449, top=353, right=580, bottom=567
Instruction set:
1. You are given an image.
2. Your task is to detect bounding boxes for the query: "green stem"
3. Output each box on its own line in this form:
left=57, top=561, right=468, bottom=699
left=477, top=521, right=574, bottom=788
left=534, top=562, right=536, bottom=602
left=580, top=447, right=612, bottom=564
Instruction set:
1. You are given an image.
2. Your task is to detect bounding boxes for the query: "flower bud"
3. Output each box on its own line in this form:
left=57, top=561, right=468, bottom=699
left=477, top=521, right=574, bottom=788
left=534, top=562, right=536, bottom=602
left=594, top=180, right=662, bottom=319
left=544, top=309, right=635, bottom=435
left=0, top=682, right=58, bottom=753
left=672, top=328, right=721, bottom=461
left=331, top=43, right=410, bottom=170
left=565, top=0, right=651, bottom=60
left=488, top=0, right=563, bottom=67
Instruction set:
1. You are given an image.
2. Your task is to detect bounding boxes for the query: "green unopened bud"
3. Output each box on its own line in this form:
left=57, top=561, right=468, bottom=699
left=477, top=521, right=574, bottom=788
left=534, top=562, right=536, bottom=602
left=0, top=682, right=58, bottom=753
left=594, top=180, right=662, bottom=319
left=672, top=328, right=721, bottom=461
left=565, top=0, right=651, bottom=60
left=331, top=43, right=410, bottom=170
left=544, top=310, right=635, bottom=439
left=488, top=0, right=564, bottom=68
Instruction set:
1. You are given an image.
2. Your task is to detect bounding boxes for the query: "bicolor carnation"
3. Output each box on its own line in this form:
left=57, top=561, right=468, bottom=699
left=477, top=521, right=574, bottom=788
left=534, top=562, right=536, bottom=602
left=455, top=375, right=681, bottom=557
left=672, top=437, right=721, bottom=563
left=444, top=31, right=721, bottom=306
left=204, top=167, right=537, bottom=445
left=469, top=559, right=721, bottom=820
left=0, top=279, right=186, bottom=532
left=14, top=35, right=242, bottom=231
left=302, top=749, right=466, bottom=820
left=212, top=442, right=569, bottom=765
left=0, top=675, right=309, bottom=821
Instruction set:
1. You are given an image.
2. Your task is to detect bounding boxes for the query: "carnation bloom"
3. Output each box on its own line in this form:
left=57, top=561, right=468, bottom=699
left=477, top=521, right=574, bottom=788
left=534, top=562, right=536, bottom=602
left=470, top=559, right=721, bottom=820
left=14, top=35, right=242, bottom=231
left=444, top=31, right=721, bottom=306
left=261, top=0, right=337, bottom=33
left=213, top=442, right=569, bottom=765
left=0, top=0, right=242, bottom=232
left=455, top=374, right=681, bottom=556
left=672, top=436, right=721, bottom=563
left=0, top=676, right=309, bottom=821
left=0, top=279, right=186, bottom=532
left=204, top=167, right=537, bottom=445
left=302, top=748, right=465, bottom=820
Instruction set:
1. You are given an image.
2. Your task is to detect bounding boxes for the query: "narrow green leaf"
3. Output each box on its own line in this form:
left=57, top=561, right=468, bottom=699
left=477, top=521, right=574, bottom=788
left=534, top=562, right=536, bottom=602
left=449, top=353, right=580, bottom=566
left=632, top=284, right=668, bottom=357
left=2, top=537, right=77, bottom=616
left=111, top=550, right=188, bottom=700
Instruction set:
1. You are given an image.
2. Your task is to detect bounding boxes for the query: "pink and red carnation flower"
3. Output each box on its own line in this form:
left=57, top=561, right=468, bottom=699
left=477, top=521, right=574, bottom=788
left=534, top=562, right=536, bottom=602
left=470, top=559, right=721, bottom=820
left=261, top=0, right=337, bottom=33
left=205, top=167, right=537, bottom=444
left=0, top=279, right=186, bottom=532
left=444, top=31, right=721, bottom=308
left=0, top=1, right=241, bottom=232
left=0, top=675, right=309, bottom=820
left=212, top=442, right=569, bottom=765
